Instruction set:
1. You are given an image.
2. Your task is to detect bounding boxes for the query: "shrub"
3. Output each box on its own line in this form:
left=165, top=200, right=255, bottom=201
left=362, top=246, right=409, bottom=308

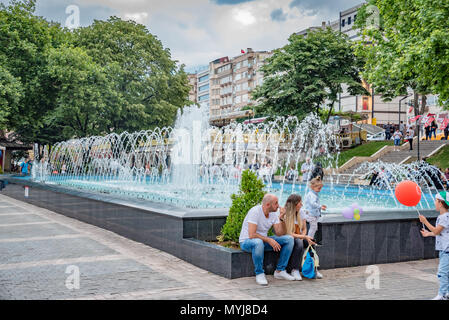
left=219, top=169, right=266, bottom=243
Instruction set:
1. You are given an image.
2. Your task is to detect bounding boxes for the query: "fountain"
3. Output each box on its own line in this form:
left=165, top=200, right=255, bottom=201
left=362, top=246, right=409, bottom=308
left=2, top=103, right=446, bottom=278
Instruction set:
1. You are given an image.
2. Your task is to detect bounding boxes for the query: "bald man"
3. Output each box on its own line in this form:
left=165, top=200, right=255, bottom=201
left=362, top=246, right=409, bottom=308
left=239, top=194, right=295, bottom=285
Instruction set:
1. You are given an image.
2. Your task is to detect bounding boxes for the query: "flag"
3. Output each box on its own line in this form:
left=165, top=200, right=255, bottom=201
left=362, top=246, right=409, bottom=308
left=241, top=49, right=245, bottom=54
left=442, top=118, right=449, bottom=130
left=424, top=117, right=435, bottom=127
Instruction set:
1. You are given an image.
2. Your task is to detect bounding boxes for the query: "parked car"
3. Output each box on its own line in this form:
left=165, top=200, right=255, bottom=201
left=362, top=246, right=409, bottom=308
left=367, top=131, right=386, bottom=141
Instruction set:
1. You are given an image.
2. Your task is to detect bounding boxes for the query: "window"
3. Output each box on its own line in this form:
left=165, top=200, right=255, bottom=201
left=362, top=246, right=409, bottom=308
left=218, top=64, right=231, bottom=73
left=242, top=60, right=248, bottom=67
left=198, top=94, right=209, bottom=102
left=235, top=73, right=241, bottom=81
left=235, top=84, right=242, bottom=92
left=199, top=74, right=209, bottom=82
left=242, top=82, right=248, bottom=90
left=220, top=76, right=231, bottom=84
left=199, top=84, right=209, bottom=92
left=348, top=16, right=352, bottom=25
left=242, top=94, right=248, bottom=102
left=354, top=14, right=357, bottom=22
left=235, top=96, right=241, bottom=104
left=341, top=19, right=345, bottom=27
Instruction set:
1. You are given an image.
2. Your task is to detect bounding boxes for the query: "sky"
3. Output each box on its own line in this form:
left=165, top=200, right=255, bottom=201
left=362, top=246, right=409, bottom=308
left=2, top=0, right=364, bottom=73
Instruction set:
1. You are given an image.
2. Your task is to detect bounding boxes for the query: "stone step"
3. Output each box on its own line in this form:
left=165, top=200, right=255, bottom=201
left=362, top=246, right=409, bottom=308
left=341, top=140, right=449, bottom=174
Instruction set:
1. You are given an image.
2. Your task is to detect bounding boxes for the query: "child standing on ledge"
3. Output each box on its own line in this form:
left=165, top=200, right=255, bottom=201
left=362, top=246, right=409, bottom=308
left=301, top=176, right=326, bottom=279
left=419, top=191, right=449, bottom=300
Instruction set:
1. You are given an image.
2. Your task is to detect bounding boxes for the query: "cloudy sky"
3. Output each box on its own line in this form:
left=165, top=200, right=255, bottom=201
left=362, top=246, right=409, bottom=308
left=2, top=0, right=364, bottom=72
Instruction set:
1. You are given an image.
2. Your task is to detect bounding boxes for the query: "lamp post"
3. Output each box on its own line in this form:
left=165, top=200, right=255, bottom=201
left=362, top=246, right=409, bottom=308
left=399, top=94, right=411, bottom=129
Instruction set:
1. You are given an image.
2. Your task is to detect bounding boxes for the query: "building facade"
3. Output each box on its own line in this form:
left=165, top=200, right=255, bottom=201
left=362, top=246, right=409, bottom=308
left=208, top=49, right=272, bottom=127
left=297, top=2, right=442, bottom=125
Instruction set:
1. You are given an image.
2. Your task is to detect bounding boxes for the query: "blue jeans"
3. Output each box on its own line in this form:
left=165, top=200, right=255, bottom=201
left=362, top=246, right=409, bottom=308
left=438, top=251, right=449, bottom=296
left=240, top=235, right=294, bottom=275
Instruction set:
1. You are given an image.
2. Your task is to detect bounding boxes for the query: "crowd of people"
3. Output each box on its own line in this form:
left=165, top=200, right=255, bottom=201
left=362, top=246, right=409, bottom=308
left=383, top=119, right=449, bottom=148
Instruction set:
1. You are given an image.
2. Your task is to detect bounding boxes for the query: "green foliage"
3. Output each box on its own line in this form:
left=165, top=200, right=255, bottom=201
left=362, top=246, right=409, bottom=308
left=0, top=1, right=192, bottom=145
left=219, top=170, right=266, bottom=243
left=73, top=17, right=192, bottom=133
left=355, top=0, right=449, bottom=110
left=252, top=28, right=369, bottom=121
left=427, top=145, right=449, bottom=170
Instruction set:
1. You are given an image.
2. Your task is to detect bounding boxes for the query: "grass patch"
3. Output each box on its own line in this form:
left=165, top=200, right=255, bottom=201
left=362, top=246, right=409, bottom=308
left=335, top=141, right=394, bottom=167
left=426, top=145, right=449, bottom=170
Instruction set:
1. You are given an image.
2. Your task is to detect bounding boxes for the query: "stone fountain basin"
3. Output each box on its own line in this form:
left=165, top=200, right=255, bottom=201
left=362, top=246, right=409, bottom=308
left=1, top=176, right=440, bottom=279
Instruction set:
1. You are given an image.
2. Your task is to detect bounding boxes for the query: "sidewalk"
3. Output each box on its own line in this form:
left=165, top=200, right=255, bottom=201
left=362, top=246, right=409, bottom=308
left=0, top=194, right=440, bottom=300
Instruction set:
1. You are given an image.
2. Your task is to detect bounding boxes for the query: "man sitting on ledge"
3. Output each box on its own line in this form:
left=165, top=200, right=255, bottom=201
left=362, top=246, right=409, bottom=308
left=239, top=194, right=295, bottom=285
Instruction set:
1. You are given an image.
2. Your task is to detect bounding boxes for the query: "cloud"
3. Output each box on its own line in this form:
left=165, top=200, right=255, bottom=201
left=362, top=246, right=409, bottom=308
left=11, top=0, right=364, bottom=70
left=210, top=0, right=257, bottom=5
left=270, top=8, right=288, bottom=22
left=289, top=0, right=364, bottom=18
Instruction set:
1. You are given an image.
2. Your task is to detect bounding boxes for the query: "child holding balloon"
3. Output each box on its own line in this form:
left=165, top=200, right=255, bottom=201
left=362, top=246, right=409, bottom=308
left=419, top=191, right=449, bottom=300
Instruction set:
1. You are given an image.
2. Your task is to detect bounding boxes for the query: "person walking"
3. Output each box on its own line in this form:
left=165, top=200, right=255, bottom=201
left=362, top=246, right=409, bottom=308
left=405, top=126, right=414, bottom=151
left=425, top=125, right=431, bottom=140
left=300, top=158, right=314, bottom=182
left=392, top=129, right=403, bottom=151
left=431, top=120, right=438, bottom=140
left=419, top=191, right=449, bottom=300
left=385, top=123, right=391, bottom=140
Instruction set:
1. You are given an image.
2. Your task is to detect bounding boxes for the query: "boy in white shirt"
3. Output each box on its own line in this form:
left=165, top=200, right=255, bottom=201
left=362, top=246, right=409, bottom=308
left=419, top=191, right=449, bottom=300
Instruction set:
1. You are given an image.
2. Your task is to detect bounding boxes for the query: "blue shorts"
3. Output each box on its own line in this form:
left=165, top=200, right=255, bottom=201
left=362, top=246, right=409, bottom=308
left=394, top=139, right=401, bottom=146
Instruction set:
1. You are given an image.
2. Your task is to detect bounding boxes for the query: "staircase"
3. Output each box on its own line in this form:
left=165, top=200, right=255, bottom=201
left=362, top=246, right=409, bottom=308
left=328, top=139, right=449, bottom=184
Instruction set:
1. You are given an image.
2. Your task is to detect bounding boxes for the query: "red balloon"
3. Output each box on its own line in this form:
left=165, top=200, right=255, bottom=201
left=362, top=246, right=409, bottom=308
left=395, top=180, right=422, bottom=207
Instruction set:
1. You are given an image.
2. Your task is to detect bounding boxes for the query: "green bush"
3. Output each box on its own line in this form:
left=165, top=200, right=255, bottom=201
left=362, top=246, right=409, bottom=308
left=219, top=169, right=266, bottom=243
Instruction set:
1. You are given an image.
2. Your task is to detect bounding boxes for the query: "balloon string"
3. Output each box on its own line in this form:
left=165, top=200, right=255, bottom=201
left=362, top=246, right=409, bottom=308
left=416, top=207, right=426, bottom=231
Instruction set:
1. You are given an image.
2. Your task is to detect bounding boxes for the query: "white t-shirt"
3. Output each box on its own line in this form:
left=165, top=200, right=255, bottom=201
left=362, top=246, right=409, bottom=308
left=393, top=132, right=402, bottom=140
left=436, top=212, right=449, bottom=252
left=239, top=205, right=280, bottom=243
left=301, top=162, right=314, bottom=181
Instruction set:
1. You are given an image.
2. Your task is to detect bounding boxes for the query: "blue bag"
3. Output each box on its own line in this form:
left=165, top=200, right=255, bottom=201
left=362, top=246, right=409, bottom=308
left=301, top=245, right=319, bottom=279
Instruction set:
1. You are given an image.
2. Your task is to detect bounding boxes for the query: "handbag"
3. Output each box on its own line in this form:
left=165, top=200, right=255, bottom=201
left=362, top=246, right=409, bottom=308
left=301, top=245, right=320, bottom=279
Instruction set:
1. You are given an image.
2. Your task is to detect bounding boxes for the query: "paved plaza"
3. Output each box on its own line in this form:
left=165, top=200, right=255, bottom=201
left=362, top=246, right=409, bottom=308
left=0, top=193, right=442, bottom=300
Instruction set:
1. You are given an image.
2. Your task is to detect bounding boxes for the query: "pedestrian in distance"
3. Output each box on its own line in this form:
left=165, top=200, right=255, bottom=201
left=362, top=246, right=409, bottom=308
left=392, top=129, right=403, bottom=151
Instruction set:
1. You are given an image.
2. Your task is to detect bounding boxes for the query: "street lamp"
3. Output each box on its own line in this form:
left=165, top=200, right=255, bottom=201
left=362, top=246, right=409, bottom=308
left=399, top=94, right=411, bottom=128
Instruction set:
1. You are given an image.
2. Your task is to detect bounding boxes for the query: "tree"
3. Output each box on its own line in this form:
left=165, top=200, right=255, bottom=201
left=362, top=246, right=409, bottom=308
left=252, top=28, right=368, bottom=122
left=0, top=0, right=69, bottom=145
left=219, top=170, right=266, bottom=243
left=73, top=17, right=192, bottom=133
left=44, top=45, right=110, bottom=138
left=354, top=0, right=449, bottom=114
left=0, top=64, right=22, bottom=130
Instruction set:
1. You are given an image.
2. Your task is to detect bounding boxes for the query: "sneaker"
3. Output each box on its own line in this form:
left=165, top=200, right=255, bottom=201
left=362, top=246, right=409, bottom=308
left=316, top=270, right=323, bottom=279
left=431, top=294, right=446, bottom=300
left=291, top=269, right=302, bottom=281
left=274, top=270, right=295, bottom=281
left=255, top=273, right=268, bottom=286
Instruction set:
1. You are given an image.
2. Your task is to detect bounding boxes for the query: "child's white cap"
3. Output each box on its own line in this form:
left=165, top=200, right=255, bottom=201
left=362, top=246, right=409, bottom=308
left=436, top=191, right=449, bottom=206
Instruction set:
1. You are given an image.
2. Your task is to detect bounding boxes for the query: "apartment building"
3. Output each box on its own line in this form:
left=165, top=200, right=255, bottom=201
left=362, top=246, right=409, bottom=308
left=187, top=73, right=198, bottom=104
left=208, top=49, right=272, bottom=127
left=196, top=68, right=210, bottom=109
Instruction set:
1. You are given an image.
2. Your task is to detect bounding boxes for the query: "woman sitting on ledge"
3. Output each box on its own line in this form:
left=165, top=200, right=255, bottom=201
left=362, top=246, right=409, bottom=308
left=283, top=194, right=316, bottom=281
